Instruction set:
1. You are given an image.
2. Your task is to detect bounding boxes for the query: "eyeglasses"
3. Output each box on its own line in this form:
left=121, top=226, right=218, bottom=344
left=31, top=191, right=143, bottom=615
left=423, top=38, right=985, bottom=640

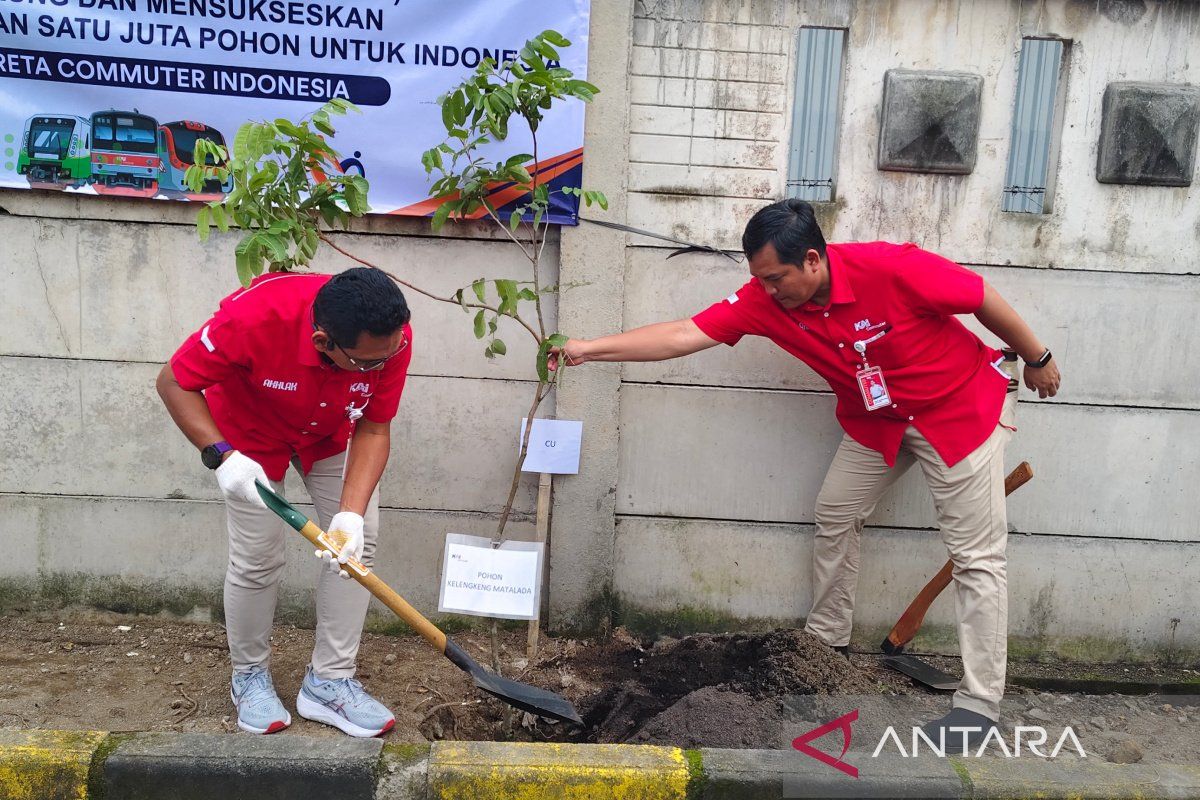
left=332, top=335, right=408, bottom=372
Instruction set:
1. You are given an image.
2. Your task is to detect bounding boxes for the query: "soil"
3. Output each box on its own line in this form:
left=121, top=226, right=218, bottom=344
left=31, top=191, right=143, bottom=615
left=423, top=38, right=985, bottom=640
left=3, top=609, right=1199, bottom=765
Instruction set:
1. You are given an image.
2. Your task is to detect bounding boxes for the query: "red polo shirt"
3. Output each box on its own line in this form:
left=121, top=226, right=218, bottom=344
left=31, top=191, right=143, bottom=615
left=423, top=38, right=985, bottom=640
left=692, top=242, right=1008, bottom=467
left=170, top=273, right=413, bottom=480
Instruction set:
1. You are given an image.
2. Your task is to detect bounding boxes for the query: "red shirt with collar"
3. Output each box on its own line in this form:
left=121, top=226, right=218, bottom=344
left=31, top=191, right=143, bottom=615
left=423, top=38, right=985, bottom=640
left=692, top=242, right=1008, bottom=467
left=170, top=272, right=413, bottom=480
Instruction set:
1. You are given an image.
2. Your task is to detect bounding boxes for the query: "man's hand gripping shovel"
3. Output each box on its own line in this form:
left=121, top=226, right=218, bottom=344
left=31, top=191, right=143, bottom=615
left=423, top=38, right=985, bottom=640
left=254, top=481, right=584, bottom=727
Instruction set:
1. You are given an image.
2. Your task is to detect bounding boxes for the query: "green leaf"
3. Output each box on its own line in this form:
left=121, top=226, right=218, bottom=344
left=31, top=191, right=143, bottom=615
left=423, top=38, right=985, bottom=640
left=196, top=205, right=211, bottom=242
left=518, top=288, right=538, bottom=301
left=532, top=207, right=544, bottom=229
left=490, top=338, right=506, bottom=356
left=211, top=203, right=230, bottom=233
left=541, top=29, right=570, bottom=47
left=473, top=310, right=486, bottom=339
left=232, top=122, right=254, bottom=160
left=275, top=119, right=302, bottom=138
left=234, top=234, right=260, bottom=287
left=455, top=288, right=469, bottom=312
left=259, top=233, right=290, bottom=262
left=509, top=208, right=521, bottom=231
left=431, top=200, right=454, bottom=231
left=535, top=338, right=553, bottom=383
left=471, top=278, right=487, bottom=303
left=313, top=112, right=335, bottom=136
left=495, top=279, right=519, bottom=316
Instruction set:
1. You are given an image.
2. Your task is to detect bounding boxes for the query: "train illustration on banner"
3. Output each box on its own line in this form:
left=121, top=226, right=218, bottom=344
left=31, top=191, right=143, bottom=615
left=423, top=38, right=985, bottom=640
left=16, top=110, right=234, bottom=199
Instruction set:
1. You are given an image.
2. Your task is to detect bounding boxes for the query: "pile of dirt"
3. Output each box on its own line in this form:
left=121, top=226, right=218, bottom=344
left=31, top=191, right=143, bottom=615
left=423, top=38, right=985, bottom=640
left=431, top=628, right=887, bottom=748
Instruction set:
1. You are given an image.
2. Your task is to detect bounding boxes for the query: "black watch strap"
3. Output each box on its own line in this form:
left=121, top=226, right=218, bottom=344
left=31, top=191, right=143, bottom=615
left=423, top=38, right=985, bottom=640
left=201, top=441, right=233, bottom=470
left=1024, top=349, right=1052, bottom=368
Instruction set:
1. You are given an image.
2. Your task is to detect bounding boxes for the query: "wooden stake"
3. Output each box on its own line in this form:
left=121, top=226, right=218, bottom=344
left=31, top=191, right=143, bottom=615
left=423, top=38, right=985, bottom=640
left=526, top=472, right=553, bottom=661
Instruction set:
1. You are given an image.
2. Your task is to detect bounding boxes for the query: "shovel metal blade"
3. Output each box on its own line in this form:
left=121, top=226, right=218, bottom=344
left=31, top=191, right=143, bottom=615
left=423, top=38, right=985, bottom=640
left=471, top=670, right=584, bottom=727
left=883, top=654, right=960, bottom=692
left=445, top=639, right=584, bottom=726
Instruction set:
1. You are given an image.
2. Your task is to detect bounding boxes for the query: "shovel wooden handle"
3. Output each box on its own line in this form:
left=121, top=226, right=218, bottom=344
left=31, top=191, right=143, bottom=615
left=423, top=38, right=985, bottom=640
left=881, top=461, right=1033, bottom=654
left=293, top=520, right=448, bottom=652
left=253, top=481, right=448, bottom=653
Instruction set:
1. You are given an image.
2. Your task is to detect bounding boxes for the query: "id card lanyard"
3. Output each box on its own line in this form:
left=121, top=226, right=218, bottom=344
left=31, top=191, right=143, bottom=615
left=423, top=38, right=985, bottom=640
left=852, top=325, right=893, bottom=411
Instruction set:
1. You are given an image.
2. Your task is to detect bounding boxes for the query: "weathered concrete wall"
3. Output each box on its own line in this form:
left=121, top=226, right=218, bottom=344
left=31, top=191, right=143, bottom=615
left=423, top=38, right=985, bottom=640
left=601, top=0, right=1200, bottom=657
left=628, top=0, right=1200, bottom=272
left=0, top=190, right=552, bottom=623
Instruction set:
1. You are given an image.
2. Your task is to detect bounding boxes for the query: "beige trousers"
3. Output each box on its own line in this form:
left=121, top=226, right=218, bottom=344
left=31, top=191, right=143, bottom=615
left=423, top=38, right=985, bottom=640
left=803, top=393, right=1017, bottom=720
left=223, top=449, right=379, bottom=679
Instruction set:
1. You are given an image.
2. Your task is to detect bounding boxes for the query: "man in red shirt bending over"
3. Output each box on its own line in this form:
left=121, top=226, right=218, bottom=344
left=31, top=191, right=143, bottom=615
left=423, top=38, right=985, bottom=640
left=551, top=199, right=1061, bottom=747
left=157, top=267, right=413, bottom=738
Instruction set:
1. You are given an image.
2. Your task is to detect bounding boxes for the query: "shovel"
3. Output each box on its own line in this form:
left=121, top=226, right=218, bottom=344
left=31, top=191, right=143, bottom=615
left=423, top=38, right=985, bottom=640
left=254, top=480, right=584, bottom=726
left=880, top=461, right=1034, bottom=690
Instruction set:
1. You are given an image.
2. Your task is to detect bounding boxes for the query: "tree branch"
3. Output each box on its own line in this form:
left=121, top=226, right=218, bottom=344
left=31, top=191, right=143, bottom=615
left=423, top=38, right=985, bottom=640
left=528, top=129, right=547, bottom=340
left=319, top=233, right=542, bottom=343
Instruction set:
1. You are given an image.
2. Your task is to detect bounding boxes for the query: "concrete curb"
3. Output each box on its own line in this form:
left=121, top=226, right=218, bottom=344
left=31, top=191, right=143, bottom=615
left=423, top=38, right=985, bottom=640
left=4, top=729, right=1200, bottom=799
left=0, top=729, right=107, bottom=800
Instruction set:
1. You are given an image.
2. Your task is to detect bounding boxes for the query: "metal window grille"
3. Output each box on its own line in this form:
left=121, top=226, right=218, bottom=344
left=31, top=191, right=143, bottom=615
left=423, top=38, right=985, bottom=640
left=787, top=27, right=846, bottom=203
left=1003, top=38, right=1066, bottom=213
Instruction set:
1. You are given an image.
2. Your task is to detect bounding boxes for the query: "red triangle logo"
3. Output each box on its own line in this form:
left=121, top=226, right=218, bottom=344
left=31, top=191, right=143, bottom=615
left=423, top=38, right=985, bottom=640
left=792, top=708, right=859, bottom=778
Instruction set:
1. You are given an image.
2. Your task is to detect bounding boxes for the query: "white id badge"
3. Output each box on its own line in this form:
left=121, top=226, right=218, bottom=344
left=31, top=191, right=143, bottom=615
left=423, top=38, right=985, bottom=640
left=856, top=366, right=892, bottom=411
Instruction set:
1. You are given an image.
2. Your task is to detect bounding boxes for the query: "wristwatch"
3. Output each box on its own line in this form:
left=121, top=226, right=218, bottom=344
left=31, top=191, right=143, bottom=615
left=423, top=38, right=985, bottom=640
left=1024, top=349, right=1053, bottom=369
left=201, top=441, right=234, bottom=470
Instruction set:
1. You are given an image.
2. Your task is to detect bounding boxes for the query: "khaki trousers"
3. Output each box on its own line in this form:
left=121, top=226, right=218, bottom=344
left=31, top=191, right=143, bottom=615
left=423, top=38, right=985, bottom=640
left=803, top=393, right=1017, bottom=720
left=223, top=450, right=379, bottom=679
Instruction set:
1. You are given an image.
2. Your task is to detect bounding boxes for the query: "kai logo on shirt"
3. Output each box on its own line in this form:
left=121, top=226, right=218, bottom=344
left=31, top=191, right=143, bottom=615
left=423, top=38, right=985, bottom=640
left=262, top=378, right=299, bottom=391
left=349, top=382, right=372, bottom=394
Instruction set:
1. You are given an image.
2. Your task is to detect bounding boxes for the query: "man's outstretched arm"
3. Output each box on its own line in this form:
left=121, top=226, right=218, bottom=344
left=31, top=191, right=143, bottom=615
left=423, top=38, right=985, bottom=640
left=552, top=319, right=721, bottom=369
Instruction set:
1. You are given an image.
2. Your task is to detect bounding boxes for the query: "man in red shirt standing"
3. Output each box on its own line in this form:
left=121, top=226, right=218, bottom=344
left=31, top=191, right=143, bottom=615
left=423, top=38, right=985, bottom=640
left=157, top=267, right=413, bottom=737
left=551, top=199, right=1061, bottom=747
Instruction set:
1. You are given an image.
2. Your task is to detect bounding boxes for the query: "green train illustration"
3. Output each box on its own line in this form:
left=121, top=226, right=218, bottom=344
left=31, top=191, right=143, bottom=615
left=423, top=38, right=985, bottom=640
left=17, top=114, right=93, bottom=187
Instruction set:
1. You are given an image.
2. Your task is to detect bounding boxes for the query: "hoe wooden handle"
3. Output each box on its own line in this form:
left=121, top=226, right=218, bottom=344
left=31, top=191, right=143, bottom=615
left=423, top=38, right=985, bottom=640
left=881, top=461, right=1033, bottom=654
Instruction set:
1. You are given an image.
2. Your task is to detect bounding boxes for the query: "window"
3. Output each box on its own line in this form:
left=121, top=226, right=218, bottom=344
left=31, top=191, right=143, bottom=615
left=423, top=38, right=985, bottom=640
left=1002, top=38, right=1069, bottom=213
left=787, top=27, right=846, bottom=203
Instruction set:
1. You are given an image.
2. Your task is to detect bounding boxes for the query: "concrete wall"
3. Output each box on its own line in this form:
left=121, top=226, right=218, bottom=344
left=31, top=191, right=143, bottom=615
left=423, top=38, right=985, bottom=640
left=0, top=191, right=549, bottom=623
left=592, top=0, right=1200, bottom=659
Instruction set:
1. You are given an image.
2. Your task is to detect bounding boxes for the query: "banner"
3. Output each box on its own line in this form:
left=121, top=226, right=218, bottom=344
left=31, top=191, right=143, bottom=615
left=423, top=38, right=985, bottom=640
left=0, top=1, right=590, bottom=223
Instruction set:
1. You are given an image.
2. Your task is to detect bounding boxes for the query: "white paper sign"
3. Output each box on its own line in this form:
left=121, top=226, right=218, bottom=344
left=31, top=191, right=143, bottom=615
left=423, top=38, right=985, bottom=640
left=437, top=533, right=544, bottom=620
left=519, top=418, right=583, bottom=474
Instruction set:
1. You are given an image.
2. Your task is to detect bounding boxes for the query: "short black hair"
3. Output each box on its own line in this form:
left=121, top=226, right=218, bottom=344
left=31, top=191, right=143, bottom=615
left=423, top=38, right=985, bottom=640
left=741, top=199, right=827, bottom=265
left=313, top=267, right=410, bottom=348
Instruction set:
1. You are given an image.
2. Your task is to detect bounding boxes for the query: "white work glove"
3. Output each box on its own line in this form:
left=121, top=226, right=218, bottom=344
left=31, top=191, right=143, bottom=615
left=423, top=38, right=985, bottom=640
left=214, top=451, right=270, bottom=509
left=316, top=511, right=364, bottom=579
